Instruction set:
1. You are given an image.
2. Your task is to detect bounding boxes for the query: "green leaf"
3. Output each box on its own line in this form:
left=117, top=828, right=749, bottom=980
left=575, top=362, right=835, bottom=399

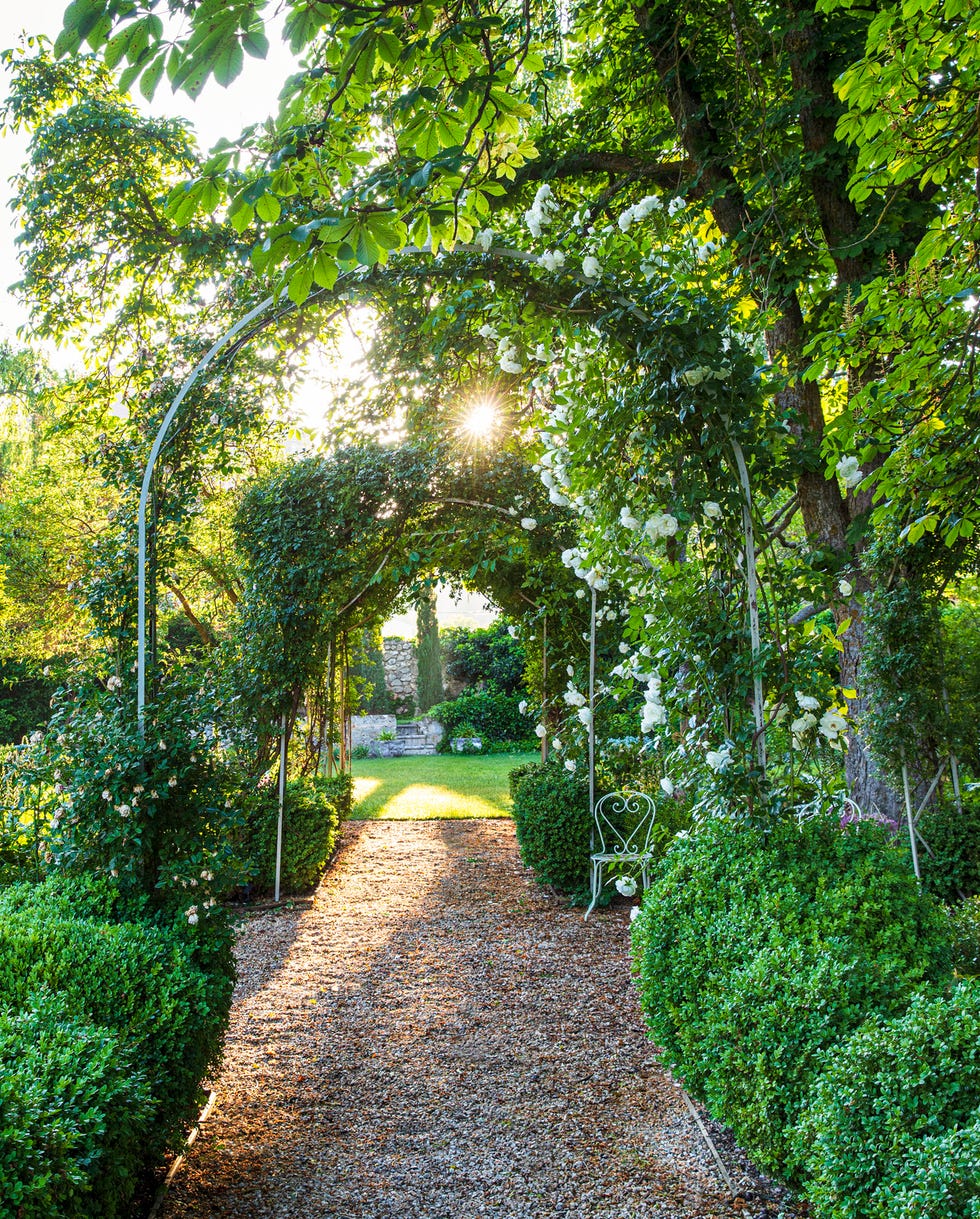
left=354, top=226, right=381, bottom=266
left=139, top=54, right=166, bottom=102
left=312, top=251, right=339, bottom=290
left=287, top=262, right=314, bottom=305
left=212, top=40, right=245, bottom=88
left=255, top=193, right=282, bottom=224
left=243, top=25, right=270, bottom=59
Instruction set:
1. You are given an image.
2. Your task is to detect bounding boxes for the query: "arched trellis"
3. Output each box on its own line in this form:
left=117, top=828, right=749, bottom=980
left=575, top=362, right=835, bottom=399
left=136, top=242, right=767, bottom=733
left=134, top=242, right=772, bottom=892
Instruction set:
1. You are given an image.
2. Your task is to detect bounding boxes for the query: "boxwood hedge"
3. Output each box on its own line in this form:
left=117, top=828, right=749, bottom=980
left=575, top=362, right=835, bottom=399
left=631, top=813, right=952, bottom=1183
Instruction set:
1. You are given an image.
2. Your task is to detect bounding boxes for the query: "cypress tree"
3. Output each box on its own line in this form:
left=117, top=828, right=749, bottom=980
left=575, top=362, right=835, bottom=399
left=416, top=587, right=444, bottom=712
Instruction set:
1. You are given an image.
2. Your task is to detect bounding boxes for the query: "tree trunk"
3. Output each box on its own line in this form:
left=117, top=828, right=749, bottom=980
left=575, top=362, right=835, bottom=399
left=635, top=0, right=907, bottom=816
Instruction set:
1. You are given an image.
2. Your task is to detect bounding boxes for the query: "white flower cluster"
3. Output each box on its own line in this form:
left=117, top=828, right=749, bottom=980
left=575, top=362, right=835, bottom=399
left=106, top=675, right=122, bottom=692
left=563, top=682, right=587, bottom=708
left=705, top=742, right=733, bottom=773
left=644, top=512, right=679, bottom=541
left=497, top=335, right=523, bottom=374
left=524, top=183, right=558, bottom=239
left=616, top=194, right=663, bottom=232
left=790, top=690, right=849, bottom=748
left=582, top=255, right=602, bottom=279
left=680, top=364, right=728, bottom=386
left=474, top=228, right=494, bottom=252
left=538, top=249, right=566, bottom=272
left=640, top=675, right=666, bottom=733
left=559, top=545, right=607, bottom=589
left=836, top=455, right=864, bottom=489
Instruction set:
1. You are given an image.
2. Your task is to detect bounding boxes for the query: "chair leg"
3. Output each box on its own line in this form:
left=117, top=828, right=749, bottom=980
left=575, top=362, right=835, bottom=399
left=584, top=859, right=602, bottom=920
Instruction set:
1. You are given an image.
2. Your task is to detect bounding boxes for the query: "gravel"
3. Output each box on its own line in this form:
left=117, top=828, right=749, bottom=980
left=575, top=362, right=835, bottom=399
left=160, top=819, right=800, bottom=1219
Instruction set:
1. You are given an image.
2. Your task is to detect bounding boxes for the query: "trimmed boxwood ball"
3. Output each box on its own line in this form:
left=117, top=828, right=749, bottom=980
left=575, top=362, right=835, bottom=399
left=510, top=761, right=591, bottom=894
left=0, top=994, right=153, bottom=1219
left=238, top=774, right=349, bottom=894
left=0, top=885, right=234, bottom=1165
left=630, top=813, right=953, bottom=1183
left=799, top=980, right=980, bottom=1219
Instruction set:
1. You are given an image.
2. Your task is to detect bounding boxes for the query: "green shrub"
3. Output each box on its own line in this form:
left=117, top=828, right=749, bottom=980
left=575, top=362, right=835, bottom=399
left=442, top=620, right=526, bottom=695
left=511, top=761, right=591, bottom=893
left=0, top=889, right=232, bottom=1163
left=0, top=659, right=56, bottom=746
left=950, top=896, right=980, bottom=976
left=0, top=994, right=152, bottom=1219
left=239, top=774, right=344, bottom=894
left=509, top=759, right=541, bottom=799
left=429, top=690, right=526, bottom=746
left=882, top=1121, right=980, bottom=1219
left=480, top=738, right=537, bottom=755
left=800, top=981, right=980, bottom=1219
left=631, top=814, right=953, bottom=1182
left=919, top=797, right=980, bottom=901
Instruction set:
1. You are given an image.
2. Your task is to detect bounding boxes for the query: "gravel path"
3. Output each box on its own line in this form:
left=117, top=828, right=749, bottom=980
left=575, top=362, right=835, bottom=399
left=161, top=820, right=798, bottom=1219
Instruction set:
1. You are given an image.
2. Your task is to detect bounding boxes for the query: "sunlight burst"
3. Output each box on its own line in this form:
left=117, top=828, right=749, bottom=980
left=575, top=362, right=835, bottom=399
left=460, top=400, right=498, bottom=439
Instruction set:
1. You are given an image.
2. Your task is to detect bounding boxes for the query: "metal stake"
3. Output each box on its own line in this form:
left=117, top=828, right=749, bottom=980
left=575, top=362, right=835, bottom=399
left=589, top=586, right=597, bottom=822
left=275, top=711, right=287, bottom=903
left=901, top=761, right=921, bottom=881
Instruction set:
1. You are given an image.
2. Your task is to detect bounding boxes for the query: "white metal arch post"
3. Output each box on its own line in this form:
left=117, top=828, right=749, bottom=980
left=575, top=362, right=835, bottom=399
left=136, top=294, right=275, bottom=730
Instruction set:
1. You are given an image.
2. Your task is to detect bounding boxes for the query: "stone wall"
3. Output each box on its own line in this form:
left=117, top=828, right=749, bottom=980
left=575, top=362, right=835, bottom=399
left=383, top=638, right=418, bottom=703
left=350, top=714, right=397, bottom=749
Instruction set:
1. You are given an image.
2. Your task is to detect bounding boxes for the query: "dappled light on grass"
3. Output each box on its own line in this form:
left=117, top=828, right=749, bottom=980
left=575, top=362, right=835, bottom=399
left=349, top=753, right=535, bottom=820
left=352, top=777, right=382, bottom=802
left=360, top=782, right=505, bottom=821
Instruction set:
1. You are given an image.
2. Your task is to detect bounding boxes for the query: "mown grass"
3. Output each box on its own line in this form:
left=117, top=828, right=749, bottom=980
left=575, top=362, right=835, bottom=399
left=349, top=752, right=537, bottom=820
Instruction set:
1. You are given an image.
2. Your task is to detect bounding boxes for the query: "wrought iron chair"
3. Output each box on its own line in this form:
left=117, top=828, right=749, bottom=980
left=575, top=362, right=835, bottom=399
left=584, top=791, right=657, bottom=920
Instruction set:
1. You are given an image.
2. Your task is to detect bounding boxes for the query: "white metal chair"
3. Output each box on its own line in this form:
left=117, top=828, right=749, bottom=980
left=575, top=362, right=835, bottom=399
left=584, top=791, right=657, bottom=919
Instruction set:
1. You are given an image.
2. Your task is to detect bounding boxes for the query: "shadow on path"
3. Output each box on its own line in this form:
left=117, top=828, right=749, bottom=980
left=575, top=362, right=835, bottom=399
left=161, top=820, right=797, bottom=1219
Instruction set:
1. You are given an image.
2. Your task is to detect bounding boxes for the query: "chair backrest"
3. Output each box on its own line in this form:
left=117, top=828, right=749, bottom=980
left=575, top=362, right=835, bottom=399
left=592, top=791, right=657, bottom=856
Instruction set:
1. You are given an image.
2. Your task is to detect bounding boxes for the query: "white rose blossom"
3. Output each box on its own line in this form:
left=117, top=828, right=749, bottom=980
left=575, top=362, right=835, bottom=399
left=819, top=709, right=848, bottom=741
left=836, top=455, right=864, bottom=489
left=538, top=249, right=566, bottom=272
left=705, top=743, right=734, bottom=773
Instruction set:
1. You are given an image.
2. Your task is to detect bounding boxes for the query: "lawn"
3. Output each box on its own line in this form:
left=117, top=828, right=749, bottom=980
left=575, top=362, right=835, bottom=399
left=350, top=752, right=537, bottom=820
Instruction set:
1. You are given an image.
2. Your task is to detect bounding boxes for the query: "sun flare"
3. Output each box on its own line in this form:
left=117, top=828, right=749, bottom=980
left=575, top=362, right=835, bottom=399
left=460, top=400, right=498, bottom=438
